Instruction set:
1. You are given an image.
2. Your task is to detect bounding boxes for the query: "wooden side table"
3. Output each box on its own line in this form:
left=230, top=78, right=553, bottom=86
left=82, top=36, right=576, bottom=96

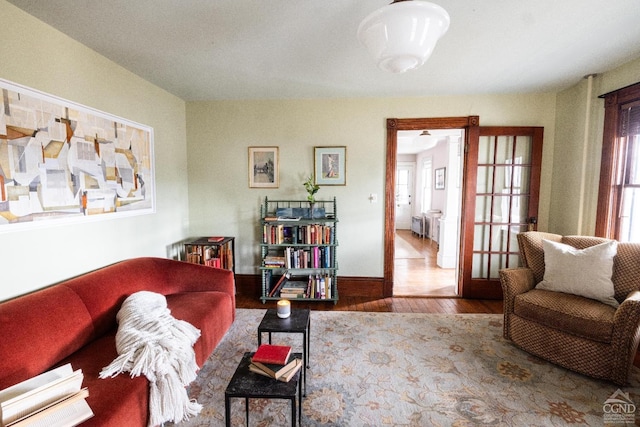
left=257, top=308, right=310, bottom=395
left=225, top=352, right=302, bottom=427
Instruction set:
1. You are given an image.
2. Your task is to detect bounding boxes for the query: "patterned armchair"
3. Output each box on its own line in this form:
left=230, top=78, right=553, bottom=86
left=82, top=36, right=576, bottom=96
left=499, top=231, right=640, bottom=385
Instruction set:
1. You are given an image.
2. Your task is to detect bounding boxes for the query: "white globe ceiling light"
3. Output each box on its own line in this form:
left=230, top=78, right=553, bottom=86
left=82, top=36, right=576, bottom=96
left=357, top=0, right=450, bottom=74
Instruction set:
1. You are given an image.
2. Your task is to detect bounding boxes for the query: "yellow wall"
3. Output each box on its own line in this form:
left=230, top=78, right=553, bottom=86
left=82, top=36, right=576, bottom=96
left=0, top=1, right=189, bottom=300
left=186, top=94, right=557, bottom=277
left=3, top=0, right=638, bottom=299
left=551, top=57, right=640, bottom=236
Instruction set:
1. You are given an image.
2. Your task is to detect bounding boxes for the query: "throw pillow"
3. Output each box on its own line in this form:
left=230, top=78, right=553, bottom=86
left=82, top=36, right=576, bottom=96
left=536, top=239, right=619, bottom=308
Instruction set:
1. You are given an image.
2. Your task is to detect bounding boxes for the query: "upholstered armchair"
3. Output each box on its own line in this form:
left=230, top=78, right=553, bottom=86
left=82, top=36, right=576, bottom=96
left=499, top=231, right=640, bottom=385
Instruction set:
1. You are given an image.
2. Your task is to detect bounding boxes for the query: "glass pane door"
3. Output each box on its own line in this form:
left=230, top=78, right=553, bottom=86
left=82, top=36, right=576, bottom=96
left=460, top=126, right=543, bottom=298
left=472, top=135, right=531, bottom=279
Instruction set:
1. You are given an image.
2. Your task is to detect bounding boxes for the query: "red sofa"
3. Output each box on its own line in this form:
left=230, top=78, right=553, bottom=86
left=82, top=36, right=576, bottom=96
left=0, top=257, right=236, bottom=426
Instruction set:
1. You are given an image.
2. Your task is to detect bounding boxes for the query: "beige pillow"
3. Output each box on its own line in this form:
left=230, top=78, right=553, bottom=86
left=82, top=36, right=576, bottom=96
left=536, top=239, right=619, bottom=308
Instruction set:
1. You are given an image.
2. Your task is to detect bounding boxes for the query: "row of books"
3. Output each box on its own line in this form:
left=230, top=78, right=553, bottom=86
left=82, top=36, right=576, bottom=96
left=249, top=344, right=302, bottom=383
left=262, top=224, right=335, bottom=245
left=185, top=244, right=233, bottom=270
left=267, top=272, right=334, bottom=299
left=0, top=363, right=93, bottom=427
left=263, top=246, right=332, bottom=270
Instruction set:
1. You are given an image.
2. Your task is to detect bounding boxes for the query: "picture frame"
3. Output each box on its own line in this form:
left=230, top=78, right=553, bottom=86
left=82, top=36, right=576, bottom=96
left=435, top=167, right=446, bottom=190
left=314, top=146, right=346, bottom=186
left=0, top=78, right=155, bottom=233
left=248, top=146, right=279, bottom=188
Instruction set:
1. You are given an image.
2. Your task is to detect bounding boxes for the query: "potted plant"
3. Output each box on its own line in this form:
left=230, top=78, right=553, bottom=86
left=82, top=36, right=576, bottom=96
left=303, top=175, right=320, bottom=218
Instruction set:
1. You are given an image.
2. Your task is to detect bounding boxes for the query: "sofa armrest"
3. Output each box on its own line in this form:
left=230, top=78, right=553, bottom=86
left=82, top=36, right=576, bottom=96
left=499, top=268, right=536, bottom=308
left=610, top=290, right=640, bottom=384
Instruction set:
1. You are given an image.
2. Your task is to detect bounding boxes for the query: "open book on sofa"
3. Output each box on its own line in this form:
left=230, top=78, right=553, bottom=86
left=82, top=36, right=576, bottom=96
left=0, top=363, right=93, bottom=427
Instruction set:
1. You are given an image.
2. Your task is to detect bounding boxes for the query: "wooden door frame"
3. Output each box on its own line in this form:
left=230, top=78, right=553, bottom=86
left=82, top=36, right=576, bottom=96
left=384, top=116, right=479, bottom=297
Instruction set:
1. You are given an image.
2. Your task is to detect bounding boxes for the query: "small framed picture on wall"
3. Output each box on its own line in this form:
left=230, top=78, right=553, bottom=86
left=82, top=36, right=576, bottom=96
left=314, top=146, right=346, bottom=185
left=248, top=146, right=279, bottom=188
left=435, top=167, right=446, bottom=190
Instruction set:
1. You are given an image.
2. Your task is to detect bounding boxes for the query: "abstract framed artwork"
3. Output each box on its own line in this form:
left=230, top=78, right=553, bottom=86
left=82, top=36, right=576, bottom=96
left=0, top=78, right=155, bottom=232
left=248, top=146, right=279, bottom=188
left=314, top=146, right=346, bottom=186
left=435, top=167, right=446, bottom=190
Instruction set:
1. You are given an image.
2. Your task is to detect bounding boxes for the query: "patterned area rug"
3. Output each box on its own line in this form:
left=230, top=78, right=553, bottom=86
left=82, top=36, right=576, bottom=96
left=172, top=309, right=640, bottom=426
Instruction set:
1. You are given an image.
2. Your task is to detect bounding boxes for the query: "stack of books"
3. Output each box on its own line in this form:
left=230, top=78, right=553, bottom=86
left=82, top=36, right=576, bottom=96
left=249, top=344, right=302, bottom=383
left=0, top=363, right=93, bottom=427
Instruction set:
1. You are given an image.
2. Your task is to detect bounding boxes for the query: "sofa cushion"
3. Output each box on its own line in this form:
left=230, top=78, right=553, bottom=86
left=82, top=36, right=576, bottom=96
left=514, top=289, right=616, bottom=343
left=166, top=291, right=235, bottom=367
left=536, top=239, right=619, bottom=307
left=60, top=332, right=149, bottom=427
left=612, top=243, right=640, bottom=302
left=0, top=286, right=95, bottom=389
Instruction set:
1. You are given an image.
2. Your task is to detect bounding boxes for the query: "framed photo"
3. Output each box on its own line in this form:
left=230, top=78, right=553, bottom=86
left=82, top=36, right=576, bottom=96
left=314, top=146, right=346, bottom=186
left=249, top=146, right=279, bottom=188
left=435, top=167, right=446, bottom=190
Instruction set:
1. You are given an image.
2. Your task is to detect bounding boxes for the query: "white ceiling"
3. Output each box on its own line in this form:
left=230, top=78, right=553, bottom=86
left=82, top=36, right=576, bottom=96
left=7, top=0, right=640, bottom=101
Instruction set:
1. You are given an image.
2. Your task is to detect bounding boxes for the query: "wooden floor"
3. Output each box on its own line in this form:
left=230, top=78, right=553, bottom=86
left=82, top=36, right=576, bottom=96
left=237, top=228, right=502, bottom=314
left=236, top=294, right=503, bottom=314
left=394, top=230, right=457, bottom=297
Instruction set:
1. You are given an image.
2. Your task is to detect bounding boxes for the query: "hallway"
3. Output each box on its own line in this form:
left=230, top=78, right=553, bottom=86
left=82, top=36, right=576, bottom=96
left=394, top=229, right=457, bottom=296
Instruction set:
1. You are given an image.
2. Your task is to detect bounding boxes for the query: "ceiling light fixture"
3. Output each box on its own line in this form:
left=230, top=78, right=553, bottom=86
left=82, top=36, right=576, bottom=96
left=357, top=0, right=450, bottom=74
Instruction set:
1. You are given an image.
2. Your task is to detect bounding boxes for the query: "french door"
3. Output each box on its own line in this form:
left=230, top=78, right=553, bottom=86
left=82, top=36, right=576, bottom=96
left=460, top=126, right=544, bottom=298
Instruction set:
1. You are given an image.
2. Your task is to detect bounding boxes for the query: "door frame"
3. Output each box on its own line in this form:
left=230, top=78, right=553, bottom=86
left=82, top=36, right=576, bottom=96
left=384, top=116, right=479, bottom=297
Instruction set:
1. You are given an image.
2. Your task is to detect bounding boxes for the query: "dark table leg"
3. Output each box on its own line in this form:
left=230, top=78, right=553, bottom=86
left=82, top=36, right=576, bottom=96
left=245, top=397, right=249, bottom=426
left=225, top=395, right=231, bottom=427
left=291, top=396, right=296, bottom=427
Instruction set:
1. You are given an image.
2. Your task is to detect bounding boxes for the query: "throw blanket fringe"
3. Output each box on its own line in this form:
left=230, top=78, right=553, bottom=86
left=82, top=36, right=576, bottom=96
left=100, top=291, right=202, bottom=426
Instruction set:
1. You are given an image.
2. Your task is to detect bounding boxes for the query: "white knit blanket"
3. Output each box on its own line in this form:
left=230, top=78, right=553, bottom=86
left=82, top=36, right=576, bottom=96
left=99, top=291, right=202, bottom=426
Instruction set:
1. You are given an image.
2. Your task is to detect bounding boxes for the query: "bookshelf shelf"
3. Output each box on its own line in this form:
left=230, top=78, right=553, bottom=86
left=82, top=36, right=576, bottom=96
left=183, top=236, right=235, bottom=272
left=260, top=197, right=338, bottom=304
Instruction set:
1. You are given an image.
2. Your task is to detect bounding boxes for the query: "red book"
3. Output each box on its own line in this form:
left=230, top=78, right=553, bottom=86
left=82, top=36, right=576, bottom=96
left=208, top=236, right=225, bottom=242
left=252, top=344, right=291, bottom=365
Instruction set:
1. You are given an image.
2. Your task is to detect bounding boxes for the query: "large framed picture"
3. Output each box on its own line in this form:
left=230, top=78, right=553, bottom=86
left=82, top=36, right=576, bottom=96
left=314, top=146, right=346, bottom=186
left=248, top=146, right=279, bottom=188
left=0, top=78, right=155, bottom=232
left=435, top=167, right=446, bottom=190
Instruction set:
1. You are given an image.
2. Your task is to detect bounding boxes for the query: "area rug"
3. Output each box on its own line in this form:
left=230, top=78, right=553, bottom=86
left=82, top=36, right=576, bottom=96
left=171, top=309, right=640, bottom=426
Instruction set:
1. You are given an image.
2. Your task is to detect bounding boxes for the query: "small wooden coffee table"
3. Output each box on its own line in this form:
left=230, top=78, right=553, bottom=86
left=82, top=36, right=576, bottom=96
left=225, top=352, right=302, bottom=427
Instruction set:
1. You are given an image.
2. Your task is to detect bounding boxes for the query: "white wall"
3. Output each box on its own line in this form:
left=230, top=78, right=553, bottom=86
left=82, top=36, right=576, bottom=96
left=186, top=93, right=557, bottom=279
left=0, top=1, right=189, bottom=301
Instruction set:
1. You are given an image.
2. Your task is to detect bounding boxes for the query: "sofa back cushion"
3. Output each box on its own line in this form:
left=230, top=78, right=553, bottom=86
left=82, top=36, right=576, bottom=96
left=517, top=231, right=562, bottom=283
left=612, top=242, right=640, bottom=302
left=517, top=232, right=640, bottom=303
left=0, top=285, right=94, bottom=389
left=62, top=258, right=180, bottom=338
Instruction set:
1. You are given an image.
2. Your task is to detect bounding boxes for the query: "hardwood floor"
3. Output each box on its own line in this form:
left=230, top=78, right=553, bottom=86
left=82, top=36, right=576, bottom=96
left=236, top=228, right=501, bottom=313
left=393, top=229, right=457, bottom=296
left=236, top=294, right=503, bottom=314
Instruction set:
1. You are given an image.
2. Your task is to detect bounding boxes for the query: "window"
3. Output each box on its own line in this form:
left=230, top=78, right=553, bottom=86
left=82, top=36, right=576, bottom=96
left=596, top=82, right=640, bottom=242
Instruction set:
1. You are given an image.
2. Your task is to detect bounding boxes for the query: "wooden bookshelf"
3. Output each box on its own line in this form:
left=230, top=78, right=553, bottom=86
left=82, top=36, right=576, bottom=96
left=183, top=236, right=235, bottom=272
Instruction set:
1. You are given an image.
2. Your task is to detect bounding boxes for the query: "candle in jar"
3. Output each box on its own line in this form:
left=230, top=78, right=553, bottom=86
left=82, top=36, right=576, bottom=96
left=277, top=299, right=291, bottom=318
